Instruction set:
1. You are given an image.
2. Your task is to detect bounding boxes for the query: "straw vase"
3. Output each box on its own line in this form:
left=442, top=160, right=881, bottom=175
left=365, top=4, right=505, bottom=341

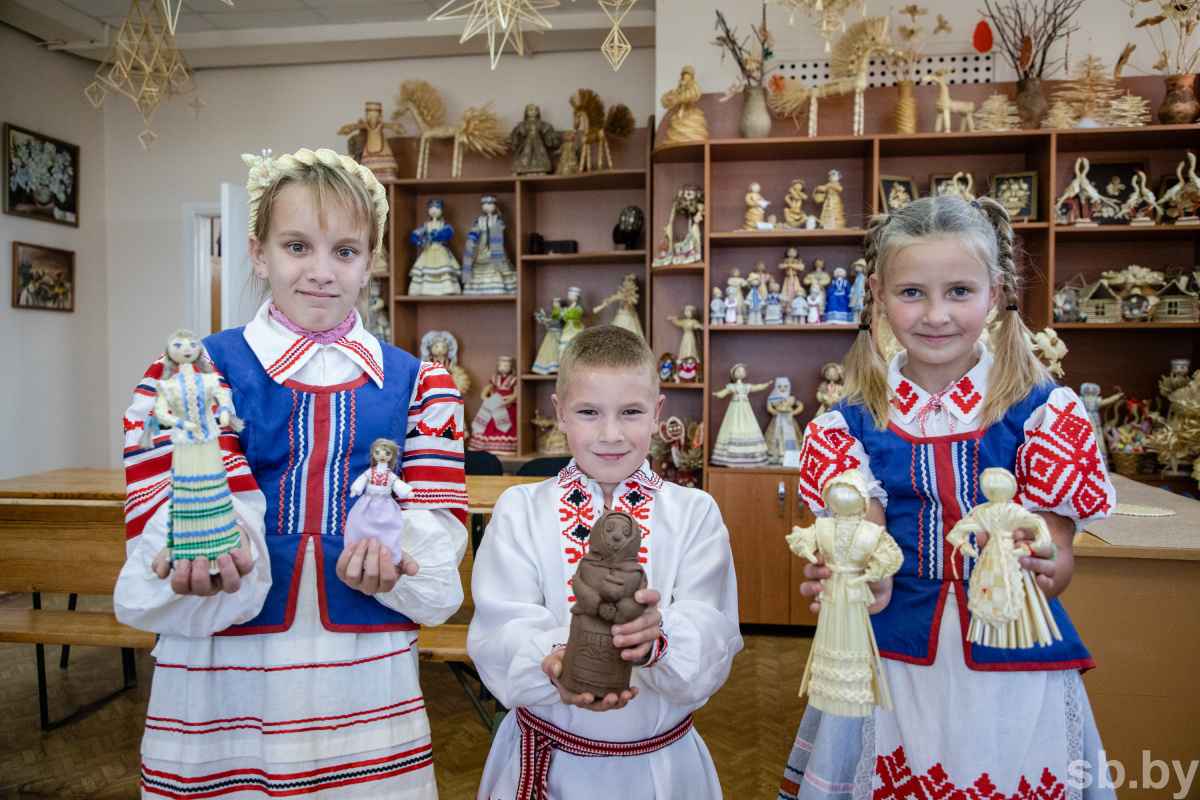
left=893, top=80, right=917, bottom=134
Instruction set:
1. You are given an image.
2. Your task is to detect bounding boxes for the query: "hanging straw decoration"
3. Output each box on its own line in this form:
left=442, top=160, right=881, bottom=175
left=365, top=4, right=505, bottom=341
left=598, top=0, right=637, bottom=70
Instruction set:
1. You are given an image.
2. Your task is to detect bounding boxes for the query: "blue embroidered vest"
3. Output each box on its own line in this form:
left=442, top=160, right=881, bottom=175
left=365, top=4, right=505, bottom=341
left=836, top=385, right=1094, bottom=671
left=204, top=328, right=422, bottom=635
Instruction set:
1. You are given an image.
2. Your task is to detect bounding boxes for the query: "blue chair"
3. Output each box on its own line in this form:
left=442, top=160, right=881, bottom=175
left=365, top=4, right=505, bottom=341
left=516, top=456, right=571, bottom=477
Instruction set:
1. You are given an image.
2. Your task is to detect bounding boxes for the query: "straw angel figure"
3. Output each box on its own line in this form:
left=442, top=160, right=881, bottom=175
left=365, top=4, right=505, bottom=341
left=787, top=469, right=902, bottom=717
left=945, top=467, right=1063, bottom=649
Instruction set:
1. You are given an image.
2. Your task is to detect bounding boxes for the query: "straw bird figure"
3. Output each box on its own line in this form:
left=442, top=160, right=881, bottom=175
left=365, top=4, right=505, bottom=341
left=570, top=89, right=634, bottom=172
left=392, top=80, right=507, bottom=179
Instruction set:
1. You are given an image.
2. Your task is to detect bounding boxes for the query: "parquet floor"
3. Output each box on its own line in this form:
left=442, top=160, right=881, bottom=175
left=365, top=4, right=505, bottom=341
left=0, top=592, right=811, bottom=799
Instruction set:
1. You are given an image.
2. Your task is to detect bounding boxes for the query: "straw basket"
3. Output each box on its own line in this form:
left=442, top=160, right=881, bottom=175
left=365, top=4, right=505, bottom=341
left=1110, top=449, right=1143, bottom=476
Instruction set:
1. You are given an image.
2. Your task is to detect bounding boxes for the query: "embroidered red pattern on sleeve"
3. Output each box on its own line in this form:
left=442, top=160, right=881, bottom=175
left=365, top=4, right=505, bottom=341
left=876, top=746, right=1066, bottom=800
left=1015, top=400, right=1112, bottom=520
left=797, top=422, right=862, bottom=507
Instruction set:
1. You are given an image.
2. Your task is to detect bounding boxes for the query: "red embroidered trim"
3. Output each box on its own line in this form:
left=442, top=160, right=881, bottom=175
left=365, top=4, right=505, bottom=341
left=949, top=376, right=983, bottom=415
left=1016, top=401, right=1111, bottom=519
left=876, top=746, right=1066, bottom=800
left=892, top=380, right=919, bottom=414
left=797, top=422, right=862, bottom=507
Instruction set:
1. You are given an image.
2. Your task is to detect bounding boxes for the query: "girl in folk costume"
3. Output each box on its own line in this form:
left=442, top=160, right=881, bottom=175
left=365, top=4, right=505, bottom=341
left=471, top=356, right=518, bottom=454
left=345, top=438, right=413, bottom=559
left=710, top=363, right=772, bottom=468
left=142, top=330, right=244, bottom=569
left=462, top=194, right=516, bottom=295
left=116, top=148, right=468, bottom=799
left=408, top=199, right=461, bottom=296
left=780, top=196, right=1117, bottom=800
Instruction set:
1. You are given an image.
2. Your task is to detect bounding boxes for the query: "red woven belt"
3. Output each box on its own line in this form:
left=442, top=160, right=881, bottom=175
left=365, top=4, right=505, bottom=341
left=514, top=707, right=694, bottom=800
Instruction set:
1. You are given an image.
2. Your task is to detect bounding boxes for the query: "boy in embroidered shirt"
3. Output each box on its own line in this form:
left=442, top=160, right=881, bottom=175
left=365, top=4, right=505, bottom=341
left=467, top=326, right=742, bottom=800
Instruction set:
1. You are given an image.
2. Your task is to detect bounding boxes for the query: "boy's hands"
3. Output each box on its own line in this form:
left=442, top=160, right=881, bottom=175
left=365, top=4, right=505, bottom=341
left=336, top=538, right=419, bottom=596
left=799, top=553, right=893, bottom=616
left=153, top=527, right=254, bottom=596
left=543, top=589, right=663, bottom=712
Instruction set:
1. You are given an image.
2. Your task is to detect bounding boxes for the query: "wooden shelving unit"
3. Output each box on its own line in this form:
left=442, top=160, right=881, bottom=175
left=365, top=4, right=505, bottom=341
left=648, top=80, right=1200, bottom=624
left=378, top=124, right=653, bottom=459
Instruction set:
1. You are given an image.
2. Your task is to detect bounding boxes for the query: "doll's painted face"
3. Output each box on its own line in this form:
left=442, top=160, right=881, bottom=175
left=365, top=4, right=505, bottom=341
left=599, top=513, right=636, bottom=557
left=429, top=204, right=443, bottom=220
left=482, top=199, right=497, bottom=215
left=430, top=340, right=448, bottom=360
left=251, top=183, right=372, bottom=332
left=732, top=365, right=747, bottom=381
left=498, top=357, right=513, bottom=375
left=169, top=333, right=202, bottom=364
left=372, top=444, right=393, bottom=464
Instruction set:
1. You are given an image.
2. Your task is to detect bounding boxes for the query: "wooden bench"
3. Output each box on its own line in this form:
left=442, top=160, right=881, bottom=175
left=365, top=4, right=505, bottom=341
left=0, top=498, right=156, bottom=730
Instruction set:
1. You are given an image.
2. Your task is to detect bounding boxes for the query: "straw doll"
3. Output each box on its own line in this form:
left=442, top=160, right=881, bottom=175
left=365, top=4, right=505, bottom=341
left=667, top=304, right=702, bottom=365
left=593, top=273, right=644, bottom=339
left=711, top=363, right=771, bottom=467
left=744, top=182, right=769, bottom=230
left=419, top=330, right=471, bottom=396
left=724, top=286, right=740, bottom=325
left=787, top=469, right=903, bottom=717
left=946, top=467, right=1063, bottom=649
left=764, top=378, right=804, bottom=468
left=346, top=438, right=413, bottom=561
left=408, top=199, right=461, bottom=296
left=142, top=330, right=243, bottom=572
left=660, top=66, right=709, bottom=144
left=532, top=298, right=564, bottom=375
left=463, top=195, right=515, bottom=295
left=778, top=248, right=806, bottom=308
left=813, top=169, right=846, bottom=230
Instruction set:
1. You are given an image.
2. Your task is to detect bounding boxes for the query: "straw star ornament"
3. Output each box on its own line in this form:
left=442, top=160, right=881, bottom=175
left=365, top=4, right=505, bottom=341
left=429, top=0, right=560, bottom=69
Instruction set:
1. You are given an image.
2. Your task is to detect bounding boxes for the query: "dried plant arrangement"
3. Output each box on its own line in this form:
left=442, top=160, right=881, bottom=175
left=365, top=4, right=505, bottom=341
left=1047, top=54, right=1122, bottom=126
left=886, top=5, right=951, bottom=83
left=1119, top=0, right=1200, bottom=76
left=982, top=0, right=1084, bottom=79
left=712, top=8, right=777, bottom=98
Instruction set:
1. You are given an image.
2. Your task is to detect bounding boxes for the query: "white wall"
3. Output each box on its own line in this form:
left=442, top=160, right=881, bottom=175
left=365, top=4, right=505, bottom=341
left=103, top=47, right=656, bottom=465
left=0, top=24, right=110, bottom=479
left=654, top=1, right=1164, bottom=122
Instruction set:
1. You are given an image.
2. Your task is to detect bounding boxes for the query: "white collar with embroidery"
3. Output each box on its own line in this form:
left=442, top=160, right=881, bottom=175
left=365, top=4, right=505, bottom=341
left=556, top=459, right=664, bottom=492
left=242, top=301, right=385, bottom=388
left=887, top=341, right=991, bottom=427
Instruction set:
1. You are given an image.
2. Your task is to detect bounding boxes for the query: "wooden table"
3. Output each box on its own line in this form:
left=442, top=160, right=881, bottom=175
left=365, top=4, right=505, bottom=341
left=0, top=468, right=540, bottom=513
left=1061, top=476, right=1200, bottom=798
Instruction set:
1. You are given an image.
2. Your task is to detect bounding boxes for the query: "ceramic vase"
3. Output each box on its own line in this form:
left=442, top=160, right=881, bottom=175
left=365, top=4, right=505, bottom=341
left=1015, top=77, right=1048, bottom=130
left=739, top=86, right=772, bottom=139
left=1157, top=74, right=1200, bottom=125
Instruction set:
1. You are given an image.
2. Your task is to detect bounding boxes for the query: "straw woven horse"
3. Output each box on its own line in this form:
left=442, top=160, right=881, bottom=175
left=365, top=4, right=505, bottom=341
left=921, top=69, right=976, bottom=133
left=569, top=89, right=634, bottom=172
left=392, top=80, right=506, bottom=179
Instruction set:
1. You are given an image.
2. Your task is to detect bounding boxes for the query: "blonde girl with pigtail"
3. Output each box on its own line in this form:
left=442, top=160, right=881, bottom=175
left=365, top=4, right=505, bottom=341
left=780, top=196, right=1118, bottom=800
left=117, top=148, right=467, bottom=798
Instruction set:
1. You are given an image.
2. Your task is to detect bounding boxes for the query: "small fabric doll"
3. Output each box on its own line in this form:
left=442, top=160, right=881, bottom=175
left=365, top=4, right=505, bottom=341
left=346, top=438, right=413, bottom=562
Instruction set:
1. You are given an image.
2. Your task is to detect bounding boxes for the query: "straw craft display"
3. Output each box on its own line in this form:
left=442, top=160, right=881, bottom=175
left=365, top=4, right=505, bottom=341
left=946, top=467, right=1063, bottom=649
left=787, top=470, right=902, bottom=718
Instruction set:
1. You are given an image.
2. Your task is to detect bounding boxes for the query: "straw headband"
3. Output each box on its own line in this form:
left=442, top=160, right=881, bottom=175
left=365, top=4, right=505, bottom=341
left=242, top=147, right=389, bottom=254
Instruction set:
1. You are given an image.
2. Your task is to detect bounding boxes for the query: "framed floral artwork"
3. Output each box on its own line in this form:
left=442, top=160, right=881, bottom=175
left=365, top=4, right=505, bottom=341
left=991, top=171, right=1038, bottom=222
left=1084, top=160, right=1144, bottom=225
left=12, top=241, right=74, bottom=312
left=4, top=123, right=79, bottom=227
left=930, top=172, right=975, bottom=201
left=879, top=175, right=918, bottom=214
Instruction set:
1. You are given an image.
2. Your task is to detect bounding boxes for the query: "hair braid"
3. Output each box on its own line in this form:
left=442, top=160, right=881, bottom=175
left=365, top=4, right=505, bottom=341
left=975, top=197, right=1050, bottom=426
left=842, top=212, right=893, bottom=428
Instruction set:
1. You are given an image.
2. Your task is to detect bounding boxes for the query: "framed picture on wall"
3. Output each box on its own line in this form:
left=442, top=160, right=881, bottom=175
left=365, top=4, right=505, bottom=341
left=879, top=175, right=918, bottom=214
left=930, top=172, right=975, bottom=201
left=3, top=123, right=79, bottom=227
left=991, top=171, right=1038, bottom=221
left=12, top=241, right=74, bottom=312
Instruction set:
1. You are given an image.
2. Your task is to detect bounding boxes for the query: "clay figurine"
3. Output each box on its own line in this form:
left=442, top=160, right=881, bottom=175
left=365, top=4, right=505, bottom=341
left=559, top=510, right=648, bottom=698
left=471, top=356, right=518, bottom=455
left=946, top=467, right=1063, bottom=649
left=532, top=299, right=565, bottom=375
left=710, top=286, right=726, bottom=326
left=408, top=199, right=462, bottom=296
left=511, top=104, right=557, bottom=176
left=346, top=438, right=413, bottom=562
left=787, top=469, right=903, bottom=717
left=142, top=330, right=243, bottom=573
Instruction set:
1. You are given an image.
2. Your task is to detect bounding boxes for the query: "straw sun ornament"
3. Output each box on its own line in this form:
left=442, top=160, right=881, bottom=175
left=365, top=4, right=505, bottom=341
left=241, top=148, right=390, bottom=254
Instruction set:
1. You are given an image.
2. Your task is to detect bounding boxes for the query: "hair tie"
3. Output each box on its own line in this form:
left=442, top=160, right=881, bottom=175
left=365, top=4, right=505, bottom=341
left=1006, top=304, right=1019, bottom=311
left=970, top=200, right=981, bottom=210
left=858, top=323, right=871, bottom=331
